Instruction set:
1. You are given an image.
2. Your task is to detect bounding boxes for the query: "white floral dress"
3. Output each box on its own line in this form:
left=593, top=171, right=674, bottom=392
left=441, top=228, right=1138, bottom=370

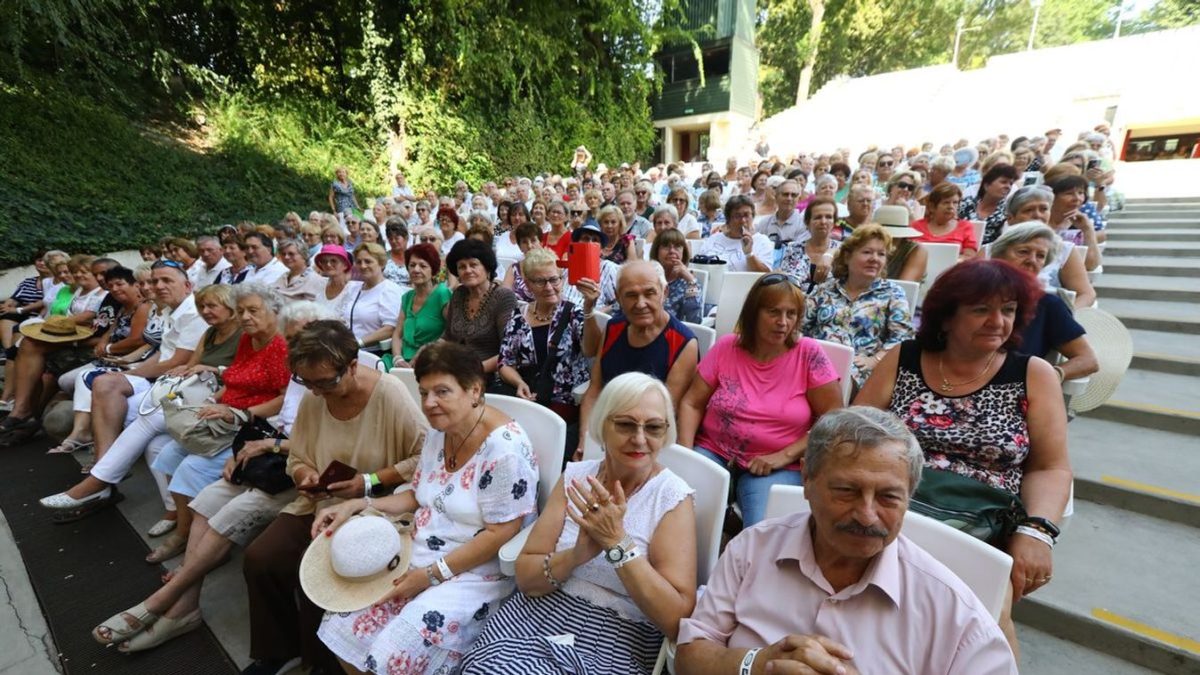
left=318, top=421, right=539, bottom=674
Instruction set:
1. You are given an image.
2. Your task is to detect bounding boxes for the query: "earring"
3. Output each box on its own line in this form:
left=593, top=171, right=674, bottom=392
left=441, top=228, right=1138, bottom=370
left=472, top=399, right=481, bottom=408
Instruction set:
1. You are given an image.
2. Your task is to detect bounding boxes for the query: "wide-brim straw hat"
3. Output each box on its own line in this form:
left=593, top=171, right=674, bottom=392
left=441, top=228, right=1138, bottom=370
left=300, top=512, right=414, bottom=613
left=872, top=205, right=922, bottom=238
left=19, top=316, right=94, bottom=343
left=1069, top=307, right=1133, bottom=413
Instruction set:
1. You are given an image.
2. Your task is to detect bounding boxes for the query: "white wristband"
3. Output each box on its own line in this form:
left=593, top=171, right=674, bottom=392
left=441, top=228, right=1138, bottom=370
left=1016, top=525, right=1055, bottom=548
left=436, top=557, right=453, bottom=581
left=739, top=647, right=762, bottom=675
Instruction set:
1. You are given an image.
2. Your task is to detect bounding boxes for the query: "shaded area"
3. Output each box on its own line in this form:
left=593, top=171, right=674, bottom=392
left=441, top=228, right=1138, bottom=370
left=0, top=437, right=237, bottom=675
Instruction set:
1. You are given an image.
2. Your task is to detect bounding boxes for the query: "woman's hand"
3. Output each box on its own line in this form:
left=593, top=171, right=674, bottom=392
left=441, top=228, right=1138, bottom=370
left=237, top=439, right=275, bottom=466
left=565, top=475, right=627, bottom=549
left=811, top=257, right=831, bottom=284
left=295, top=465, right=323, bottom=499
left=515, top=380, right=535, bottom=401
left=93, top=342, right=108, bottom=359
left=576, top=278, right=600, bottom=312
left=379, top=567, right=431, bottom=603
left=221, top=456, right=238, bottom=482
left=196, top=404, right=236, bottom=422
left=740, top=234, right=754, bottom=255
left=326, top=476, right=367, bottom=500
left=310, top=499, right=366, bottom=539
left=746, top=450, right=792, bottom=476
left=165, top=365, right=190, bottom=378
left=1009, top=532, right=1054, bottom=600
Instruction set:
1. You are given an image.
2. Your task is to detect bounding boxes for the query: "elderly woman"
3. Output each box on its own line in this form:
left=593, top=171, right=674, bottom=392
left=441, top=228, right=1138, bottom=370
left=346, top=243, right=404, bottom=355
left=495, top=202, right=528, bottom=261
left=813, top=174, right=849, bottom=218
left=218, top=235, right=253, bottom=285
left=883, top=170, right=920, bottom=214
left=1047, top=176, right=1102, bottom=271
left=776, top=196, right=839, bottom=291
left=437, top=206, right=465, bottom=256
left=804, top=225, right=914, bottom=389
left=382, top=218, right=411, bottom=287
left=678, top=274, right=842, bottom=527
left=391, top=243, right=451, bottom=368
left=501, top=223, right=544, bottom=302
left=442, top=240, right=519, bottom=373
left=651, top=229, right=702, bottom=324
left=315, top=244, right=361, bottom=319
left=912, top=182, right=978, bottom=260
left=598, top=205, right=637, bottom=264
left=989, top=224, right=1099, bottom=381
left=88, top=302, right=335, bottom=653
left=462, top=372, right=697, bottom=673
left=697, top=195, right=774, bottom=273
left=273, top=239, right=326, bottom=302
left=239, top=320, right=426, bottom=675
left=855, top=260, right=1071, bottom=654
left=667, top=187, right=702, bottom=239
left=320, top=227, right=346, bottom=248
left=328, top=167, right=360, bottom=216
left=960, top=164, right=1020, bottom=245
left=579, top=261, right=698, bottom=456
left=1004, top=186, right=1096, bottom=307
left=695, top=189, right=724, bottom=238
left=359, top=220, right=382, bottom=246
left=312, top=342, right=537, bottom=674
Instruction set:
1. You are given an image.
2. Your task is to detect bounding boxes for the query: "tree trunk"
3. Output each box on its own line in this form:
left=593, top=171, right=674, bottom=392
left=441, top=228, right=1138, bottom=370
left=795, top=0, right=826, bottom=104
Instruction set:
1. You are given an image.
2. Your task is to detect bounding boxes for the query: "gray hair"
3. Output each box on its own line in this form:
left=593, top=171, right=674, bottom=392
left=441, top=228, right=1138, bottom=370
left=277, top=238, right=311, bottom=262
left=278, top=300, right=338, bottom=331
left=930, top=155, right=956, bottom=173
left=990, top=221, right=1061, bottom=262
left=231, top=282, right=285, bottom=315
left=1005, top=185, right=1054, bottom=218
left=805, top=407, right=923, bottom=495
left=651, top=204, right=679, bottom=223
left=196, top=235, right=220, bottom=247
left=815, top=174, right=838, bottom=189
left=587, top=372, right=677, bottom=449
left=617, top=259, right=667, bottom=293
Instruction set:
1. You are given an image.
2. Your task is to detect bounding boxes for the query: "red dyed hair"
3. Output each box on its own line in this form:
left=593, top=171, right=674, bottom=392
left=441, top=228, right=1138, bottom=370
left=916, top=259, right=1042, bottom=352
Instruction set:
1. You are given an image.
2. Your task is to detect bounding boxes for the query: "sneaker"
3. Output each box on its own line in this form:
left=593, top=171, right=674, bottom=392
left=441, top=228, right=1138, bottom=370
left=241, top=657, right=302, bottom=675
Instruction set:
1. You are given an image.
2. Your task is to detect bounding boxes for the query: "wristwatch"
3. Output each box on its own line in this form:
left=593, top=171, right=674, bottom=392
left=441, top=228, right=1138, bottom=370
left=604, top=535, right=639, bottom=568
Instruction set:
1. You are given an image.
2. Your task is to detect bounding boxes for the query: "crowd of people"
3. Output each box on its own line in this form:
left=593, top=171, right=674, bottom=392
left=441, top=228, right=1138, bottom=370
left=0, top=123, right=1117, bottom=674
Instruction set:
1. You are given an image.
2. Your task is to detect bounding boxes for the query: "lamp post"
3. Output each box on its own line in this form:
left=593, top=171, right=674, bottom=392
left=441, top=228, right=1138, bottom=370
left=1028, top=0, right=1044, bottom=51
left=953, top=17, right=981, bottom=69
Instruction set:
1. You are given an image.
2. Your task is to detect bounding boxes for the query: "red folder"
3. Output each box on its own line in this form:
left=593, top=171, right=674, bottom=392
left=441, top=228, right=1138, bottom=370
left=568, top=241, right=601, bottom=285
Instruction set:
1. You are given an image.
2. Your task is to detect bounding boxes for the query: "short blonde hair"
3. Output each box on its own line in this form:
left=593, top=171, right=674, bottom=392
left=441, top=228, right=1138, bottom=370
left=520, top=247, right=559, bottom=278
left=354, top=242, right=388, bottom=266
left=195, top=283, right=236, bottom=312
left=587, top=372, right=677, bottom=449
left=832, top=224, right=893, bottom=281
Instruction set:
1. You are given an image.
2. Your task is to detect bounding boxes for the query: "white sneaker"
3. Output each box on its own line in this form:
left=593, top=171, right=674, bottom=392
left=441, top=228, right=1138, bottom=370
left=39, top=487, right=112, bottom=509
left=0, top=401, right=13, bottom=412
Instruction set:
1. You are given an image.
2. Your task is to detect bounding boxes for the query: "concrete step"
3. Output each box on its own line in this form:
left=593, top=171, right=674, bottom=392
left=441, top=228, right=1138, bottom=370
left=1107, top=368, right=1200, bottom=415
left=1125, top=197, right=1200, bottom=205
left=1069, top=417, right=1200, bottom=527
left=1102, top=257, right=1200, bottom=278
left=1099, top=298, right=1200, bottom=335
left=1093, top=274, right=1200, bottom=303
left=1100, top=241, right=1200, bottom=257
left=1014, top=500, right=1200, bottom=675
left=1017, top=624, right=1160, bottom=674
left=1105, top=217, right=1200, bottom=226
left=1105, top=229, right=1200, bottom=241
left=1128, top=329, right=1200, bottom=362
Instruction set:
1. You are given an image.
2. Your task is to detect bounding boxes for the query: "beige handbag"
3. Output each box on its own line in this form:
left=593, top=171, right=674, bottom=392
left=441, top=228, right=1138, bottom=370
left=163, top=400, right=248, bottom=458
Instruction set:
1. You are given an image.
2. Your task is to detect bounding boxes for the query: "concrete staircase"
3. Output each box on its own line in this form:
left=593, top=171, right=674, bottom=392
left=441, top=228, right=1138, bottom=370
left=1014, top=199, right=1200, bottom=675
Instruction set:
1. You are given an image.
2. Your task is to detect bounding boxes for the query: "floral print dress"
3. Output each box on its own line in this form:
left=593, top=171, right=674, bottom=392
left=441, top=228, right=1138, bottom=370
left=777, top=239, right=840, bottom=291
left=497, top=302, right=589, bottom=405
left=318, top=422, right=539, bottom=675
left=803, top=277, right=913, bottom=387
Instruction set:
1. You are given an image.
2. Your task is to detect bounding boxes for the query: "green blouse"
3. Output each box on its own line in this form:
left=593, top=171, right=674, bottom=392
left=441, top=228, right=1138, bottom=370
left=400, top=283, right=452, bottom=360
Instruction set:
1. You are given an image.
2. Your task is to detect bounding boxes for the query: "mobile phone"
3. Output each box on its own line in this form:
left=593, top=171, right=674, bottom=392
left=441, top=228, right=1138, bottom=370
left=301, top=460, right=358, bottom=491
left=1087, top=159, right=1100, bottom=171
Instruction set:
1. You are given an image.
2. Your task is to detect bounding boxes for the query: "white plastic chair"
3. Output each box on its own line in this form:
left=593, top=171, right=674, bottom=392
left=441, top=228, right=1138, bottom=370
left=713, top=272, right=764, bottom=338
left=489, top=394, right=568, bottom=577
left=690, top=269, right=708, bottom=309
left=814, top=339, right=855, bottom=404
left=763, top=485, right=1013, bottom=620
left=892, top=279, right=920, bottom=316
left=690, top=262, right=726, bottom=307
left=388, top=367, right=421, bottom=406
left=969, top=220, right=986, bottom=249
left=683, top=321, right=716, bottom=359
left=651, top=444, right=731, bottom=675
left=922, top=242, right=961, bottom=284
left=686, top=239, right=701, bottom=258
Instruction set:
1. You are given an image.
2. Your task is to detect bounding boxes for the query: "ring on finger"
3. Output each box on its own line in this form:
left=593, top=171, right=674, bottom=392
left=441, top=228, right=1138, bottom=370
left=590, top=503, right=600, bottom=512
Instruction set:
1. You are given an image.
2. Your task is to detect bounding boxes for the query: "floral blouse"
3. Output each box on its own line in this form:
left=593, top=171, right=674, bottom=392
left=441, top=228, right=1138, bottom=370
left=665, top=276, right=702, bottom=324
left=958, top=195, right=1008, bottom=245
left=497, top=301, right=589, bottom=405
left=383, top=258, right=411, bottom=287
left=603, top=233, right=637, bottom=265
left=803, top=277, right=914, bottom=387
left=697, top=212, right=724, bottom=238
left=777, top=239, right=840, bottom=291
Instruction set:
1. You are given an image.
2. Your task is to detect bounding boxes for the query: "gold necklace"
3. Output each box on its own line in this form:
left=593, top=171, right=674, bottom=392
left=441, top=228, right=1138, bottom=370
left=446, top=405, right=486, bottom=470
left=531, top=302, right=557, bottom=323
left=937, top=351, right=997, bottom=393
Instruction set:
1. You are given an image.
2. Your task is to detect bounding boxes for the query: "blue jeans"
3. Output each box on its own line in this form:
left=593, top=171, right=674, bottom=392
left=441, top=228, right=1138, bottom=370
left=694, top=446, right=803, bottom=527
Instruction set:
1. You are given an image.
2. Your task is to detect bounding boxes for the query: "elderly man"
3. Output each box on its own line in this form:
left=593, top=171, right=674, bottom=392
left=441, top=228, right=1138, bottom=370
left=677, top=407, right=1016, bottom=675
left=244, top=231, right=287, bottom=285
left=832, top=184, right=876, bottom=241
left=617, top=188, right=653, bottom=238
left=190, top=235, right=230, bottom=289
left=754, top=179, right=807, bottom=248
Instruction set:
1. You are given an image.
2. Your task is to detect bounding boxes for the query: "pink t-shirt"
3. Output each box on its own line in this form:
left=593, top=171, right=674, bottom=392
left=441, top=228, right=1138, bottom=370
left=911, top=218, right=978, bottom=252
left=694, top=335, right=839, bottom=469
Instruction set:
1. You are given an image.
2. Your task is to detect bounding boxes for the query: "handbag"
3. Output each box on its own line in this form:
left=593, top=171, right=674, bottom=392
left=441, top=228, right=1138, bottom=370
left=230, top=418, right=294, bottom=495
left=163, top=399, right=247, bottom=458
left=909, top=467, right=1027, bottom=546
left=138, top=371, right=221, bottom=416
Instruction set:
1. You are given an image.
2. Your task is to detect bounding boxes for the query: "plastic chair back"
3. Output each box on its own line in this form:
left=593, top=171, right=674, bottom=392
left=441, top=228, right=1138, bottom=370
left=658, top=444, right=729, bottom=585
left=389, top=367, right=421, bottom=406
left=969, top=220, right=986, bottom=249
left=683, top=322, right=717, bottom=359
left=714, top=272, right=765, bottom=338
left=922, top=243, right=961, bottom=285
left=691, top=269, right=708, bottom=308
left=485, top=394, right=567, bottom=513
left=892, top=279, right=920, bottom=316
left=814, top=339, right=855, bottom=404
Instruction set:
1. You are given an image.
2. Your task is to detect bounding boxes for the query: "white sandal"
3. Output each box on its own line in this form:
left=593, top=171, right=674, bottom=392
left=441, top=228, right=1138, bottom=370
left=92, top=602, right=159, bottom=645
left=116, top=609, right=201, bottom=652
left=147, top=518, right=177, bottom=538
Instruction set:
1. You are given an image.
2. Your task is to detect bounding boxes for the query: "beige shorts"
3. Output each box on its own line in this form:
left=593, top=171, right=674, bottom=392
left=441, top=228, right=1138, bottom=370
left=189, top=480, right=297, bottom=547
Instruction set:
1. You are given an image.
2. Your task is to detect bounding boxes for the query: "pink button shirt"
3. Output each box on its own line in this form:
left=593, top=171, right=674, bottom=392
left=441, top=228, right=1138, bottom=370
left=678, top=512, right=1016, bottom=675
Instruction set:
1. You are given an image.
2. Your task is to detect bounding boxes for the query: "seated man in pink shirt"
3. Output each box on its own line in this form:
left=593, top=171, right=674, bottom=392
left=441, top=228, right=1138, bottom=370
left=676, top=406, right=1016, bottom=675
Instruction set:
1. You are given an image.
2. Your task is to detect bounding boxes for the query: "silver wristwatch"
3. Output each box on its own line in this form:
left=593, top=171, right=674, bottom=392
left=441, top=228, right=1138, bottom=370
left=604, top=535, right=639, bottom=568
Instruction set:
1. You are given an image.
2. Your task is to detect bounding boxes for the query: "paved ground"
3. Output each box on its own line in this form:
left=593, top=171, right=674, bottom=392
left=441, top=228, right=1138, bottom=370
left=0, top=508, right=61, bottom=675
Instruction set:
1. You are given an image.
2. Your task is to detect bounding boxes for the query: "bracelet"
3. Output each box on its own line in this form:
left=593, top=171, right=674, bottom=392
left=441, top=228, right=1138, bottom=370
left=1015, top=525, right=1055, bottom=548
left=368, top=473, right=381, bottom=487
left=739, top=648, right=762, bottom=675
left=542, top=553, right=563, bottom=589
left=362, top=473, right=372, bottom=498
left=104, top=343, right=112, bottom=355
left=436, top=557, right=453, bottom=581
left=426, top=565, right=442, bottom=586
left=1053, top=365, right=1065, bottom=383
left=1022, top=516, right=1061, bottom=539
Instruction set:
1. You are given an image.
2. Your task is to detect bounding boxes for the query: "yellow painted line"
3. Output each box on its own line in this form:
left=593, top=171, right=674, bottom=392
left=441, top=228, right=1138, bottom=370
left=1107, top=399, right=1200, bottom=419
left=1100, top=476, right=1200, bottom=505
left=1092, top=609, right=1200, bottom=655
left=1135, top=351, right=1200, bottom=365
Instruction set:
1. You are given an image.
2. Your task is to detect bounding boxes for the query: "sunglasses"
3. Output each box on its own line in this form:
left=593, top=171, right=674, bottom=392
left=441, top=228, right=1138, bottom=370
left=609, top=417, right=669, bottom=439
left=152, top=259, right=185, bottom=271
left=760, top=273, right=804, bottom=290
left=419, top=236, right=439, bottom=243
left=896, top=183, right=916, bottom=191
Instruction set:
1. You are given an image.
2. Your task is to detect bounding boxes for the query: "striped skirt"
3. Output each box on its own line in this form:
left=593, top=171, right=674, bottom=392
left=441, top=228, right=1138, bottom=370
left=458, top=590, right=662, bottom=675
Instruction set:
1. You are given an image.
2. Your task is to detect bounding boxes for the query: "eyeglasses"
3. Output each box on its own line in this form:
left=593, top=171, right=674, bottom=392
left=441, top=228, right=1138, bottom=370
left=609, top=417, right=669, bottom=439
left=760, top=273, right=804, bottom=290
left=152, top=260, right=185, bottom=271
left=527, top=275, right=562, bottom=288
left=419, top=236, right=439, bottom=243
left=570, top=211, right=587, bottom=217
left=291, top=366, right=348, bottom=391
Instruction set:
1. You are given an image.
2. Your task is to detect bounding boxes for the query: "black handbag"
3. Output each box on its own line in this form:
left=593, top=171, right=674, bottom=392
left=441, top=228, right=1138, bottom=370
left=229, top=418, right=294, bottom=495
left=909, top=468, right=1027, bottom=546
left=489, top=302, right=574, bottom=405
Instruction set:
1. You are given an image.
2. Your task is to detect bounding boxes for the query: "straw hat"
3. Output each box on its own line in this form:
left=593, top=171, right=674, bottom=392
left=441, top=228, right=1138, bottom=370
left=19, top=316, right=93, bottom=343
left=300, top=512, right=414, bottom=612
left=1068, top=307, right=1133, bottom=413
left=872, top=205, right=921, bottom=238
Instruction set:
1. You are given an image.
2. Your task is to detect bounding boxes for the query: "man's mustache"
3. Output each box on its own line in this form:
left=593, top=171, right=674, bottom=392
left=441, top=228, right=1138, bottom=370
left=835, top=521, right=889, bottom=538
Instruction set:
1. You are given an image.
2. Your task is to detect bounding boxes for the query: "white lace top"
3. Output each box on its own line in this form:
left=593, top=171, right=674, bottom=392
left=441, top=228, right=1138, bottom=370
left=557, top=459, right=693, bottom=622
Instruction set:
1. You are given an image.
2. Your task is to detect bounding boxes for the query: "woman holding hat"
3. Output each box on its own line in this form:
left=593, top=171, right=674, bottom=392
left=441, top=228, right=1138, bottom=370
left=873, top=204, right=928, bottom=282
left=442, top=240, right=518, bottom=374
left=461, top=372, right=697, bottom=674
left=390, top=243, right=451, bottom=368
left=912, top=182, right=978, bottom=261
left=776, top=196, right=839, bottom=291
left=311, top=341, right=538, bottom=675
left=804, top=225, right=914, bottom=389
left=315, top=244, right=363, bottom=320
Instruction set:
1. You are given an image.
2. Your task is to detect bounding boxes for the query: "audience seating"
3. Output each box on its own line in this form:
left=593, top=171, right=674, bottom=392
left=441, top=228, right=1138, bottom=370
left=690, top=269, right=708, bottom=309
left=389, top=367, right=420, bottom=406
left=713, top=272, right=765, bottom=338
left=814, top=339, right=855, bottom=404
left=970, top=220, right=986, bottom=248
left=892, top=279, right=920, bottom=316
left=683, top=321, right=716, bottom=358
left=922, top=243, right=961, bottom=289
left=763, top=485, right=1013, bottom=620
